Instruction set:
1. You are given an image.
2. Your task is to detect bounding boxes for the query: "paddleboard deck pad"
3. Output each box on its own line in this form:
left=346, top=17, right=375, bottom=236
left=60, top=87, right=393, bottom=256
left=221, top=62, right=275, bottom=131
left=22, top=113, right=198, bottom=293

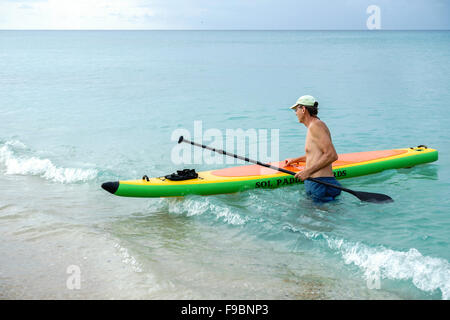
left=101, top=146, right=438, bottom=198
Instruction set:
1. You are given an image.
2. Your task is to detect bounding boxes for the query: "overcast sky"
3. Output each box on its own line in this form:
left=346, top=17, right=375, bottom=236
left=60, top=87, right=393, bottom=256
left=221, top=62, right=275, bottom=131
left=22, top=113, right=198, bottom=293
left=0, top=0, right=449, bottom=30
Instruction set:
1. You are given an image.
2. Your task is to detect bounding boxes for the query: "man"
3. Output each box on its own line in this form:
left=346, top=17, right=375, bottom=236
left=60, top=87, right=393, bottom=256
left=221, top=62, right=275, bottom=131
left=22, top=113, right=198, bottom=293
left=284, top=95, right=341, bottom=202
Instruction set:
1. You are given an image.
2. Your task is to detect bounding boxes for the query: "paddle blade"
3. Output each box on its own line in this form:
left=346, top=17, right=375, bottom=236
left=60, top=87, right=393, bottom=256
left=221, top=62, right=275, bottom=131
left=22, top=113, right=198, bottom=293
left=307, top=177, right=393, bottom=204
left=352, top=190, right=394, bottom=203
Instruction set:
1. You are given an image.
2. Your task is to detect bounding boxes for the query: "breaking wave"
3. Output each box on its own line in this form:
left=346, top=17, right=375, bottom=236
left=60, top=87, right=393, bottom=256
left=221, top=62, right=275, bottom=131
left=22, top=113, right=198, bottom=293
left=165, top=197, right=248, bottom=226
left=285, top=225, right=450, bottom=300
left=0, top=140, right=98, bottom=183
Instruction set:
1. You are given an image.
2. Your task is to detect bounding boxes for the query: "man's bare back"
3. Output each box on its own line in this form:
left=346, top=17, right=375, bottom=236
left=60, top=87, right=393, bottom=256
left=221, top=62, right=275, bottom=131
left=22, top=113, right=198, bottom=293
left=304, top=119, right=336, bottom=178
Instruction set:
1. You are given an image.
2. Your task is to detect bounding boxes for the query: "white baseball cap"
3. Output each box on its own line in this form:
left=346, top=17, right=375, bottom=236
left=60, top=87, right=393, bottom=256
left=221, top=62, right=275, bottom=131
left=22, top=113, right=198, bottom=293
left=290, top=95, right=317, bottom=109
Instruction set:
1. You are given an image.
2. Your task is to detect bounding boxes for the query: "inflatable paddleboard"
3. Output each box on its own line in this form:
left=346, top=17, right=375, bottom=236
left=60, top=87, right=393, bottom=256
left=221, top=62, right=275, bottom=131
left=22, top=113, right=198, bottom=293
left=101, top=146, right=438, bottom=198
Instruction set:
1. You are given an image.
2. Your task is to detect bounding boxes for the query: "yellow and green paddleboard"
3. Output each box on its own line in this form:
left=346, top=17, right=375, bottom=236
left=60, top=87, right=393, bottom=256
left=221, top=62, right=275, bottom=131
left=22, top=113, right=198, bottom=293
left=101, top=146, right=438, bottom=198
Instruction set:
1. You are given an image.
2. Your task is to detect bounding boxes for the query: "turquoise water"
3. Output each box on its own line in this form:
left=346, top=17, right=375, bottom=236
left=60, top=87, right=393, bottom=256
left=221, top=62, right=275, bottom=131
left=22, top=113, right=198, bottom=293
left=0, top=31, right=449, bottom=299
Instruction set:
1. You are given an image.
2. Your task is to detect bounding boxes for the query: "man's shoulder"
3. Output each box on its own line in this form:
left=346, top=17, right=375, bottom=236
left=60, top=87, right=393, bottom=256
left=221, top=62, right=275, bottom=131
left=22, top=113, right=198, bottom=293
left=308, top=119, right=332, bottom=139
left=309, top=119, right=329, bottom=131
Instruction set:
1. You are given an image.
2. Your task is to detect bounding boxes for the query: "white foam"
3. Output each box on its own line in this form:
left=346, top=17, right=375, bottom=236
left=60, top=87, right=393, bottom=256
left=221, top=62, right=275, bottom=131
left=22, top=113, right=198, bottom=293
left=167, top=197, right=248, bottom=226
left=114, top=243, right=143, bottom=273
left=301, top=230, right=450, bottom=299
left=0, top=141, right=98, bottom=183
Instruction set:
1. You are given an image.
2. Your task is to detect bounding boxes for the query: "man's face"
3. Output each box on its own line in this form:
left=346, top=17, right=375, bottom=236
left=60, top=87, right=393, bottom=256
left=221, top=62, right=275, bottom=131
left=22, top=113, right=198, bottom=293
left=295, top=105, right=305, bottom=123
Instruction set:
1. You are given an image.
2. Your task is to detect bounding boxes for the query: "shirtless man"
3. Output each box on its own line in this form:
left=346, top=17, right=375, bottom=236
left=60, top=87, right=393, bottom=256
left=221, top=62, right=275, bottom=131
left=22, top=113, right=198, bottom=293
left=284, top=95, right=342, bottom=202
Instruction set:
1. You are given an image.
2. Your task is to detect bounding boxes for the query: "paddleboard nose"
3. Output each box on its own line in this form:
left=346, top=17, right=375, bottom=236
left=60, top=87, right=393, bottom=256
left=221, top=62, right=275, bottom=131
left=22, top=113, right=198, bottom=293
left=101, top=181, right=119, bottom=194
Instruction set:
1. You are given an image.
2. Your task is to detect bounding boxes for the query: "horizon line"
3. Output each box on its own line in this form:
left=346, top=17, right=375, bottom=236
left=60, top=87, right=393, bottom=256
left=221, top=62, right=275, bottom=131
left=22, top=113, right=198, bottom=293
left=1, top=29, right=449, bottom=31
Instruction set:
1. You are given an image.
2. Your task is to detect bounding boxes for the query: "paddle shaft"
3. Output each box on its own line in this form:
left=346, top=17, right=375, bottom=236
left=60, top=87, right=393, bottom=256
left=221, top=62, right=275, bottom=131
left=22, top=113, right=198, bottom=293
left=178, top=136, right=394, bottom=203
left=178, top=136, right=346, bottom=191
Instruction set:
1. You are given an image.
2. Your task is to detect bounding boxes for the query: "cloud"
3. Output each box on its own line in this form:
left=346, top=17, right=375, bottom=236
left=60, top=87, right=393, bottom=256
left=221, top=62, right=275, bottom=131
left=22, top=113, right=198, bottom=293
left=0, top=0, right=157, bottom=29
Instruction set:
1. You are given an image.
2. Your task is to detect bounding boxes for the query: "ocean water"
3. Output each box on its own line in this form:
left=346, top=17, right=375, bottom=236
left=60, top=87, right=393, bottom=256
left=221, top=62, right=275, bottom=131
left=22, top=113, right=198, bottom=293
left=0, top=30, right=449, bottom=300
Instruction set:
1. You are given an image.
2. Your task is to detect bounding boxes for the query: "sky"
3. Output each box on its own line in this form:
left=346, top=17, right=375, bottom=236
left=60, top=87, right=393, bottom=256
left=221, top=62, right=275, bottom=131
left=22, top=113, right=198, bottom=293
left=0, top=0, right=449, bottom=30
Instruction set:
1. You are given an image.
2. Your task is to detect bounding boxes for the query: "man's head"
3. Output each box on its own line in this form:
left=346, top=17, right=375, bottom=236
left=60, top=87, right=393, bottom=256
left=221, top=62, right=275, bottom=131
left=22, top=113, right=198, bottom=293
left=290, top=95, right=319, bottom=123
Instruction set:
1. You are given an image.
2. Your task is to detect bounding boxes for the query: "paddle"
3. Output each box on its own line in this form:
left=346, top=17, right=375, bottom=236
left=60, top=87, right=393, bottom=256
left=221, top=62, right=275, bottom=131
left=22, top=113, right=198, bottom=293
left=178, top=136, right=393, bottom=203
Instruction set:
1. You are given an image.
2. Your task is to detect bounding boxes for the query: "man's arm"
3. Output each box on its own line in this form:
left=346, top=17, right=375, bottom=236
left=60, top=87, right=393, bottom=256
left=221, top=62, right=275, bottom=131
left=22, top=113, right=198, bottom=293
left=295, top=123, right=338, bottom=180
left=284, top=155, right=306, bottom=166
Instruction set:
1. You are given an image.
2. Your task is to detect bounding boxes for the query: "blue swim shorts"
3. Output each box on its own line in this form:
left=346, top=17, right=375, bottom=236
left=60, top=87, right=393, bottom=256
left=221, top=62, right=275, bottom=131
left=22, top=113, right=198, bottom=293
left=304, top=177, right=342, bottom=203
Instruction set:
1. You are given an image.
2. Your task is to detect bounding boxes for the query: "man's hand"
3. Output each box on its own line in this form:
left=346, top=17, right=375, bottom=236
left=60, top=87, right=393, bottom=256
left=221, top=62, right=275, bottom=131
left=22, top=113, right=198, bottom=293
left=283, top=156, right=306, bottom=167
left=295, top=169, right=311, bottom=181
left=283, top=158, right=297, bottom=167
